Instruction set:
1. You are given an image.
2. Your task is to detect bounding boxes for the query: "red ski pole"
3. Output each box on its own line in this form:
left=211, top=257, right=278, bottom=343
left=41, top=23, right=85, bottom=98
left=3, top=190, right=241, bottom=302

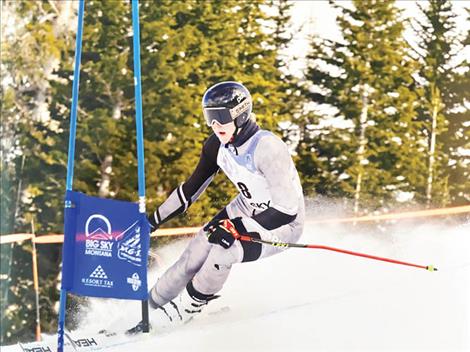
left=237, top=234, right=437, bottom=272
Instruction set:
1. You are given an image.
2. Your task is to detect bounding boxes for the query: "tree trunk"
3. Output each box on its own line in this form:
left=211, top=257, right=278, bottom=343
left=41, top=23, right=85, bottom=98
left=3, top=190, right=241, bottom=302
left=426, top=86, right=440, bottom=207
left=98, top=90, right=123, bottom=197
left=98, top=155, right=113, bottom=197
left=426, top=93, right=439, bottom=208
left=354, top=85, right=369, bottom=215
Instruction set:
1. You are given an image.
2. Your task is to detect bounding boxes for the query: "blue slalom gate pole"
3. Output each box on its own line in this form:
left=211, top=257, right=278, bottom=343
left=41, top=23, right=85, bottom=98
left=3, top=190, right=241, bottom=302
left=132, top=0, right=145, bottom=211
left=131, top=0, right=149, bottom=333
left=58, top=0, right=85, bottom=351
left=65, top=0, right=85, bottom=193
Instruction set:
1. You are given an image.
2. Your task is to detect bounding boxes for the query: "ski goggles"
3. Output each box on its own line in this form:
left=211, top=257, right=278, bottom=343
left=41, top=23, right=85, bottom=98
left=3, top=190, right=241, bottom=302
left=203, top=98, right=251, bottom=126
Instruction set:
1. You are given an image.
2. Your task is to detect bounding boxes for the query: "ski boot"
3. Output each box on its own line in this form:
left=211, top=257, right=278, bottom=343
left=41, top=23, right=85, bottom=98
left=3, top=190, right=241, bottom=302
left=126, top=281, right=219, bottom=335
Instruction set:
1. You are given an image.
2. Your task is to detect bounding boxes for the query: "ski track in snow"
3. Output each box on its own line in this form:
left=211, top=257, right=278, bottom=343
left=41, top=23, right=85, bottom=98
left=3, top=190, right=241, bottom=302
left=4, top=209, right=470, bottom=351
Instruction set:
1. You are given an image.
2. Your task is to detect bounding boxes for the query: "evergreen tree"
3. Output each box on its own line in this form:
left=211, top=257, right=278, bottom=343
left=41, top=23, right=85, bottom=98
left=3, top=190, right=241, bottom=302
left=413, top=1, right=469, bottom=206
left=268, top=0, right=304, bottom=148
left=301, top=0, right=422, bottom=212
left=1, top=0, right=76, bottom=342
left=137, top=0, right=297, bottom=225
left=2, top=0, right=297, bottom=341
left=444, top=8, right=470, bottom=205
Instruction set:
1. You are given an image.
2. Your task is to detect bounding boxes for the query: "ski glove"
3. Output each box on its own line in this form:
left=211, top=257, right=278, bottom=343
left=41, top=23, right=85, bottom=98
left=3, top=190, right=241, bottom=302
left=204, top=218, right=246, bottom=249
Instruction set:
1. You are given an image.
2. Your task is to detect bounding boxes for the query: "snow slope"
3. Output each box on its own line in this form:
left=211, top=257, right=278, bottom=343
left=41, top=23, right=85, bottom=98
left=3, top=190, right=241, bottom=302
left=4, top=211, right=470, bottom=351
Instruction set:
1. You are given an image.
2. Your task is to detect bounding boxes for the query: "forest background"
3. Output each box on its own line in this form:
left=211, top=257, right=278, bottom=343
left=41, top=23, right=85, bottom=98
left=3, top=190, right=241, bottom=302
left=1, top=0, right=468, bottom=344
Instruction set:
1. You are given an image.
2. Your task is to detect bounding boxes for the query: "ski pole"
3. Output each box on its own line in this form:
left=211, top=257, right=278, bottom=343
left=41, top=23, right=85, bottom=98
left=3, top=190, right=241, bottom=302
left=237, top=234, right=438, bottom=272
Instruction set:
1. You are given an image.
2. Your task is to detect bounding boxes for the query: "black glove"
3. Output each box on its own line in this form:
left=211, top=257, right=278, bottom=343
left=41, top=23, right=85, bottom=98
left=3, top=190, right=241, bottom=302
left=204, top=218, right=246, bottom=249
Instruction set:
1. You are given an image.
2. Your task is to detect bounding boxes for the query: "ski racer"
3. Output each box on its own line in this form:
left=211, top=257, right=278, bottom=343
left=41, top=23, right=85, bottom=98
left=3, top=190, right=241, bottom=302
left=130, top=81, right=305, bottom=332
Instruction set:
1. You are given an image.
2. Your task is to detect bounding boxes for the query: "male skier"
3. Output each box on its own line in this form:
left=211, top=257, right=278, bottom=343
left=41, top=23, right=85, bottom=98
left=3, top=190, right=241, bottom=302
left=130, top=81, right=304, bottom=332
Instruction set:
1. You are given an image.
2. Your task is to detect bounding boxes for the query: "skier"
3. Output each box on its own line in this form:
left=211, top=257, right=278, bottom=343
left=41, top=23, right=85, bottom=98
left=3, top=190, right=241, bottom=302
left=129, top=81, right=304, bottom=333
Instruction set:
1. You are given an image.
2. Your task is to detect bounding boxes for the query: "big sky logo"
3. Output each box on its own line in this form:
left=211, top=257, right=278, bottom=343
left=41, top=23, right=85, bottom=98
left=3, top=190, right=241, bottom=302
left=84, top=214, right=115, bottom=258
left=84, top=213, right=143, bottom=266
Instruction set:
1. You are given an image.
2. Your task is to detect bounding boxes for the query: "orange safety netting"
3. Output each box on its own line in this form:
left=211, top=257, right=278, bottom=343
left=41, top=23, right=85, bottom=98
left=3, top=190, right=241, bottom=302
left=306, top=204, right=470, bottom=224
left=1, top=205, right=469, bottom=245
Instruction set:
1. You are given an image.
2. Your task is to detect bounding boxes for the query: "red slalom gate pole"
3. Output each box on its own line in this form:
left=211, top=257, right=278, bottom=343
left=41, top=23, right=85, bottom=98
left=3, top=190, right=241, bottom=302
left=237, top=235, right=438, bottom=272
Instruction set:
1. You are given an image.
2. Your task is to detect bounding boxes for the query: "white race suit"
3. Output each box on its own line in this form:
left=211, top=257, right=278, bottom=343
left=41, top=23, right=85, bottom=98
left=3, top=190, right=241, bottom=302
left=149, top=122, right=305, bottom=305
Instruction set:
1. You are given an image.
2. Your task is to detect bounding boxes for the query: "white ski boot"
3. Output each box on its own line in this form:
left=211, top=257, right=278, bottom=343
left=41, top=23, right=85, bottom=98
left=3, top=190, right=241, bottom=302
left=126, top=282, right=219, bottom=334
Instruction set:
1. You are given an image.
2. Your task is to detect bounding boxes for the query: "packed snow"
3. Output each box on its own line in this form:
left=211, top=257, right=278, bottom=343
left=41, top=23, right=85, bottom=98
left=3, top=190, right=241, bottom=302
left=4, top=204, right=470, bottom=351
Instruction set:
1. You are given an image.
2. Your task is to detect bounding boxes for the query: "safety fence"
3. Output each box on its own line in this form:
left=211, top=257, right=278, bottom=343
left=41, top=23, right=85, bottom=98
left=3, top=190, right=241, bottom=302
left=0, top=226, right=198, bottom=245
left=2, top=204, right=469, bottom=245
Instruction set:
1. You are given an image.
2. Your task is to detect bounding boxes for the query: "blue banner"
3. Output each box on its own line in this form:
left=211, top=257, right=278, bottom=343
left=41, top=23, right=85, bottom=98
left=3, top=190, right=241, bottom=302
left=62, top=191, right=149, bottom=300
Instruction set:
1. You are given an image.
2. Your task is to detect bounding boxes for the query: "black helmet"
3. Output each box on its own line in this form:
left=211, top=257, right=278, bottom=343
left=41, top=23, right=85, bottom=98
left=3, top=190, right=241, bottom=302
left=202, top=81, right=252, bottom=128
